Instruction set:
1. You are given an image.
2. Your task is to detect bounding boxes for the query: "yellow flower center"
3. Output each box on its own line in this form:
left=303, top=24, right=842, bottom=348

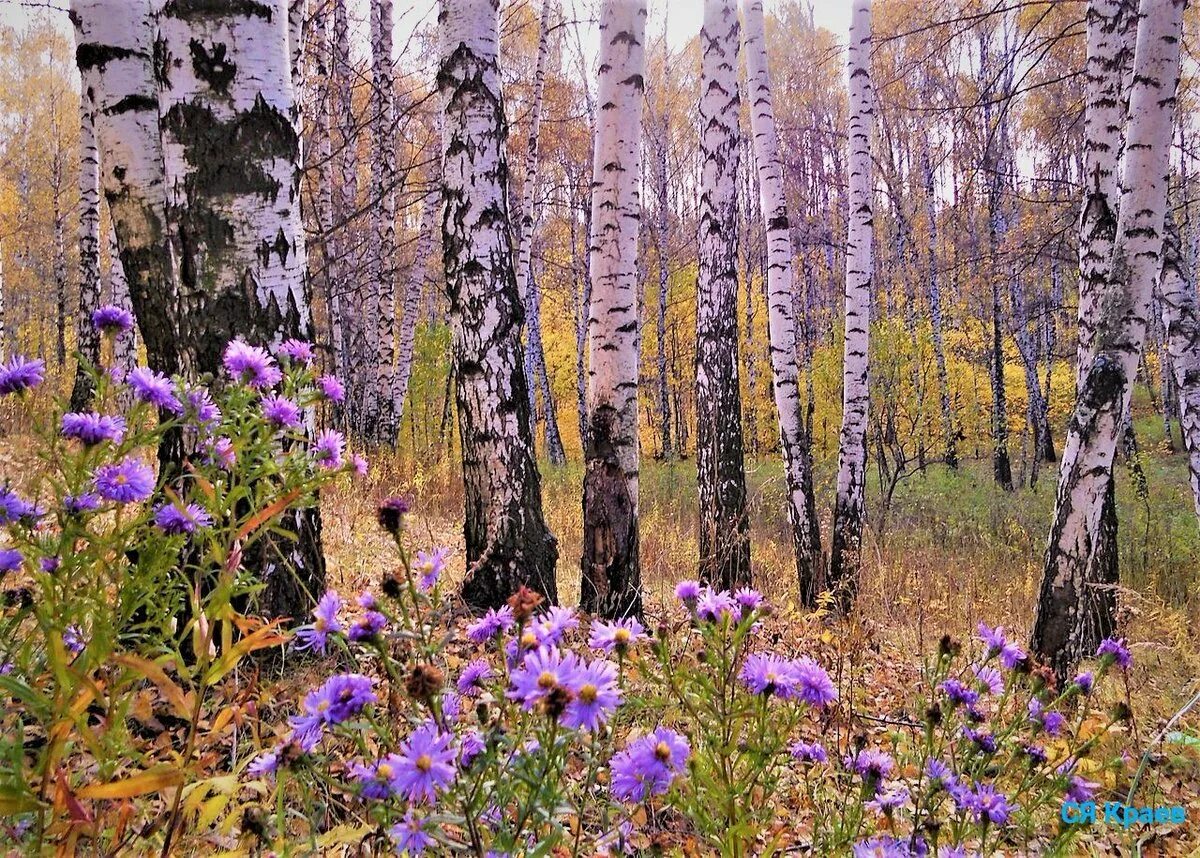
left=655, top=741, right=672, bottom=762
left=314, top=618, right=327, bottom=632
left=376, top=763, right=394, bottom=779
left=521, top=631, right=538, bottom=648
left=537, top=671, right=557, bottom=690
left=317, top=700, right=330, bottom=713
left=415, top=754, right=432, bottom=773
left=115, top=474, right=128, bottom=485
left=615, top=629, right=631, bottom=644
left=579, top=684, right=598, bottom=703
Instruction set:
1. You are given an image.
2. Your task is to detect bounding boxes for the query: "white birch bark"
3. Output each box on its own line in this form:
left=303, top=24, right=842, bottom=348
left=72, top=78, right=103, bottom=409
left=651, top=97, right=672, bottom=459
left=1032, top=0, right=1184, bottom=679
left=51, top=121, right=68, bottom=368
left=311, top=0, right=340, bottom=376
left=107, top=227, right=139, bottom=381
left=440, top=0, right=559, bottom=609
left=394, top=189, right=439, bottom=424
left=1159, top=212, right=1200, bottom=523
left=919, top=121, right=957, bottom=468
left=581, top=0, right=647, bottom=618
left=695, top=0, right=750, bottom=589
left=743, top=0, right=823, bottom=602
left=69, top=0, right=180, bottom=376
left=368, top=0, right=398, bottom=443
left=830, top=0, right=875, bottom=606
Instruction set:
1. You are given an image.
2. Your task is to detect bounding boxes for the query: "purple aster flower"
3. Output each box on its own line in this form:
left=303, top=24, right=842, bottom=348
left=92, top=304, right=134, bottom=334
left=674, top=579, right=702, bottom=603
left=390, top=810, right=434, bottom=856
left=457, top=659, right=494, bottom=697
left=562, top=658, right=621, bottom=731
left=940, top=679, right=979, bottom=708
left=972, top=783, right=1013, bottom=825
left=183, top=387, right=221, bottom=428
left=963, top=726, right=997, bottom=754
left=442, top=691, right=462, bottom=722
left=64, top=492, right=101, bottom=515
left=1024, top=743, right=1048, bottom=765
left=247, top=749, right=280, bottom=778
left=61, top=412, right=126, bottom=445
left=851, top=749, right=895, bottom=784
left=973, top=665, right=1003, bottom=696
left=459, top=729, right=486, bottom=767
left=294, top=590, right=343, bottom=654
left=223, top=340, right=282, bottom=388
left=1066, top=774, right=1098, bottom=803
left=351, top=453, right=368, bottom=476
left=63, top=625, right=85, bottom=656
left=415, top=547, right=449, bottom=591
left=350, top=753, right=404, bottom=799
left=508, top=645, right=581, bottom=709
left=938, top=848, right=967, bottom=858
left=205, top=436, right=236, bottom=470
left=394, top=722, right=457, bottom=804
left=290, top=673, right=376, bottom=747
left=610, top=727, right=690, bottom=802
left=127, top=367, right=182, bottom=412
left=1096, top=637, right=1132, bottom=669
left=1042, top=709, right=1065, bottom=736
left=153, top=501, right=213, bottom=535
left=948, top=778, right=976, bottom=814
left=925, top=757, right=953, bottom=788
left=0, top=548, right=23, bottom=575
left=740, top=653, right=801, bottom=698
left=695, top=588, right=738, bottom=623
left=39, top=556, right=59, bottom=573
left=867, top=784, right=910, bottom=814
left=93, top=458, right=155, bottom=503
left=791, top=741, right=828, bottom=764
left=312, top=429, right=344, bottom=469
left=1072, top=671, right=1095, bottom=695
left=852, top=836, right=910, bottom=858
left=977, top=622, right=1007, bottom=656
left=260, top=394, right=302, bottom=429
left=733, top=587, right=764, bottom=613
left=277, top=339, right=314, bottom=365
left=316, top=375, right=345, bottom=403
left=0, top=487, right=34, bottom=524
left=794, top=657, right=838, bottom=707
left=357, top=591, right=377, bottom=610
left=0, top=356, right=45, bottom=395
left=529, top=605, right=578, bottom=647
left=588, top=618, right=648, bottom=654
left=998, top=640, right=1026, bottom=670
left=467, top=605, right=515, bottom=643
left=348, top=610, right=387, bottom=642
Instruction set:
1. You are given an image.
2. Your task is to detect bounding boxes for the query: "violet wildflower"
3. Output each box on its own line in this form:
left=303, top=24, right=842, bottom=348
left=414, top=547, right=449, bottom=591
left=277, top=339, right=314, bottom=365
left=610, top=727, right=690, bottom=802
left=999, top=640, right=1026, bottom=670
left=289, top=673, right=377, bottom=748
left=1041, top=709, right=1065, bottom=736
left=91, top=304, right=134, bottom=334
left=1066, top=775, right=1098, bottom=803
left=467, top=605, right=515, bottom=643
left=64, top=492, right=101, bottom=515
left=973, top=664, right=1003, bottom=696
left=394, top=722, right=456, bottom=804
left=441, top=691, right=462, bottom=721
left=350, top=754, right=404, bottom=799
left=316, top=375, right=345, bottom=403
left=508, top=645, right=581, bottom=709
left=261, top=394, right=302, bottom=429
left=740, top=653, right=802, bottom=698
left=0, top=356, right=45, bottom=395
left=940, top=679, right=979, bottom=708
left=205, top=437, right=236, bottom=470
left=1072, top=671, right=1095, bottom=695
left=247, top=749, right=280, bottom=778
left=183, top=387, right=221, bottom=428
left=794, top=657, right=838, bottom=707
left=61, top=412, right=126, bottom=445
left=39, top=556, right=59, bottom=573
left=0, top=487, right=36, bottom=524
left=972, top=783, right=1013, bottom=825
left=357, top=591, right=377, bottom=610
left=1023, top=744, right=1048, bottom=765
left=93, top=458, right=155, bottom=503
left=0, top=548, right=22, bottom=575
left=127, top=367, right=182, bottom=412
left=350, top=453, right=368, bottom=476
left=294, top=590, right=343, bottom=654
left=533, top=605, right=579, bottom=644
left=63, top=625, right=85, bottom=656
left=153, top=501, right=213, bottom=535
left=223, top=340, right=282, bottom=388
left=459, top=729, right=486, bottom=767
left=674, top=579, right=702, bottom=604
left=851, top=749, right=895, bottom=786
left=390, top=810, right=434, bottom=856
left=695, top=588, right=738, bottom=622
left=561, top=658, right=621, bottom=731
left=852, top=836, right=909, bottom=858
left=791, top=741, right=828, bottom=764
left=977, top=622, right=1007, bottom=656
left=867, top=784, right=910, bottom=814
left=348, top=610, right=387, bottom=642
left=733, top=587, right=764, bottom=613
left=1097, top=637, right=1132, bottom=669
left=963, top=726, right=997, bottom=754
left=312, top=429, right=344, bottom=468
left=456, top=660, right=494, bottom=697
left=925, top=757, right=953, bottom=788
left=588, top=617, right=648, bottom=655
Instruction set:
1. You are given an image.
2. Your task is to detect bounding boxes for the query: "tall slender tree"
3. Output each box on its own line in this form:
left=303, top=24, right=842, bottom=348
left=695, top=0, right=750, bottom=589
left=581, top=0, right=647, bottom=619
left=1159, top=212, right=1200, bottom=523
left=107, top=227, right=139, bottom=383
left=829, top=0, right=875, bottom=608
left=71, top=72, right=103, bottom=410
left=394, top=189, right=439, bottom=426
left=743, top=0, right=823, bottom=603
left=369, top=0, right=398, bottom=444
left=440, top=0, right=559, bottom=608
left=1031, top=0, right=1184, bottom=679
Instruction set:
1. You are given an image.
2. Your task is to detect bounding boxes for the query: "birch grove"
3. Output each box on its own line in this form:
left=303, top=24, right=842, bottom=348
left=581, top=0, right=647, bottom=619
left=70, top=75, right=101, bottom=409
left=1031, top=0, right=1184, bottom=679
left=829, top=0, right=875, bottom=608
left=1158, top=213, right=1200, bottom=523
left=440, top=0, right=559, bottom=608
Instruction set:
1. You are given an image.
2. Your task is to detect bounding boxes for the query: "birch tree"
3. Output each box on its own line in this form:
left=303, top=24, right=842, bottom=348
left=829, top=0, right=875, bottom=608
left=695, top=0, right=750, bottom=589
left=1031, top=0, right=1184, bottom=679
left=394, top=189, right=439, bottom=424
left=1158, top=212, right=1200, bottom=523
left=107, top=227, right=139, bottom=382
left=71, top=75, right=102, bottom=410
left=743, top=0, right=823, bottom=602
left=581, top=0, right=646, bottom=619
left=155, top=0, right=324, bottom=618
left=440, top=0, right=559, bottom=609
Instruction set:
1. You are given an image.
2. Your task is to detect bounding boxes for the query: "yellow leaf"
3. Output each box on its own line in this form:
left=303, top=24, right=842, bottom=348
left=114, top=654, right=193, bottom=721
left=76, top=766, right=185, bottom=800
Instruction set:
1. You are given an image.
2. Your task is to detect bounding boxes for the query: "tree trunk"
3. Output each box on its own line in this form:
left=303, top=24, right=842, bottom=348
left=652, top=103, right=672, bottom=460
left=71, top=77, right=103, bottom=410
left=829, top=0, right=875, bottom=609
left=440, top=0, right=559, bottom=609
left=695, top=0, right=751, bottom=589
left=52, top=124, right=68, bottom=371
left=919, top=123, right=957, bottom=468
left=1032, top=0, right=1183, bottom=681
left=107, top=227, right=140, bottom=385
left=580, top=0, right=646, bottom=619
left=155, top=0, right=324, bottom=620
left=527, top=253, right=567, bottom=464
left=569, top=188, right=591, bottom=455
left=395, top=190, right=439, bottom=425
left=368, top=0, right=398, bottom=445
left=743, top=0, right=824, bottom=604
left=1158, top=213, right=1200, bottom=523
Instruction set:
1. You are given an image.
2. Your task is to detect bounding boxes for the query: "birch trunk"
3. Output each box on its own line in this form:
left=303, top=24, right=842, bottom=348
left=312, top=0, right=340, bottom=382
left=653, top=111, right=672, bottom=459
left=71, top=79, right=103, bottom=410
left=829, top=0, right=875, bottom=608
left=394, top=190, right=439, bottom=424
left=527, top=252, right=566, bottom=463
left=581, top=0, right=646, bottom=618
left=156, top=0, right=324, bottom=619
left=52, top=125, right=68, bottom=369
left=107, top=227, right=139, bottom=382
left=569, top=187, right=591, bottom=453
left=440, top=0, right=559, bottom=609
left=695, top=0, right=750, bottom=589
left=69, top=0, right=179, bottom=377
left=1158, top=212, right=1200, bottom=523
left=919, top=125, right=957, bottom=468
left=1031, top=0, right=1184, bottom=680
left=743, top=0, right=824, bottom=603
left=368, top=0, right=398, bottom=444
